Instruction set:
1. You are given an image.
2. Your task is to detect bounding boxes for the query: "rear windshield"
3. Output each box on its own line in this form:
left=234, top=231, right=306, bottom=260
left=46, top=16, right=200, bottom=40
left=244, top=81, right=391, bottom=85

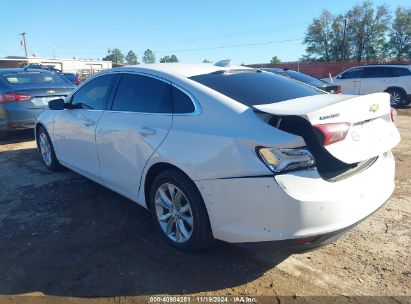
left=285, top=70, right=325, bottom=86
left=1, top=72, right=67, bottom=85
left=189, top=70, right=322, bottom=107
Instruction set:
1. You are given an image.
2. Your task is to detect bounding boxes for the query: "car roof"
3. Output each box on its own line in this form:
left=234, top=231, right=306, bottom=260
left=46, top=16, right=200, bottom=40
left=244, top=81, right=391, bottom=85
left=353, top=64, right=411, bottom=69
left=109, top=63, right=252, bottom=78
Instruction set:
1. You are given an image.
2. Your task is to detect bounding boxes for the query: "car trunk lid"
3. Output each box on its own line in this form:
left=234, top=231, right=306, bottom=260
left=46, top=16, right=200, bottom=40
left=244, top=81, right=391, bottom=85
left=12, top=87, right=73, bottom=109
left=253, top=92, right=400, bottom=164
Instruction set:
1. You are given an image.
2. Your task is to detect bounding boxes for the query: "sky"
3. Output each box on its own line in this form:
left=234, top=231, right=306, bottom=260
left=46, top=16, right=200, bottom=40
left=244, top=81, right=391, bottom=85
left=0, top=0, right=409, bottom=65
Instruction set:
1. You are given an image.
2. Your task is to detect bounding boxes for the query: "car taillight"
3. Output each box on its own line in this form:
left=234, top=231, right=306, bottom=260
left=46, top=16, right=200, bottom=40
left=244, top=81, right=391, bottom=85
left=257, top=147, right=315, bottom=173
left=0, top=93, right=32, bottom=103
left=314, top=123, right=351, bottom=146
left=337, top=87, right=342, bottom=94
left=390, top=107, right=398, bottom=122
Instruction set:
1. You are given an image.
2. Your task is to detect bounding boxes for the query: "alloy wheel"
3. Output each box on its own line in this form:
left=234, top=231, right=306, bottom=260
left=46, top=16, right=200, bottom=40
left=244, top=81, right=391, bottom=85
left=39, top=132, right=52, bottom=166
left=390, top=91, right=402, bottom=106
left=154, top=183, right=194, bottom=243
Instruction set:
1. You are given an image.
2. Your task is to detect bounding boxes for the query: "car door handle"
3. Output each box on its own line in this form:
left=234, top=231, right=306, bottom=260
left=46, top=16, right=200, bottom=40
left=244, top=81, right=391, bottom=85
left=137, top=127, right=156, bottom=136
left=82, top=119, right=95, bottom=127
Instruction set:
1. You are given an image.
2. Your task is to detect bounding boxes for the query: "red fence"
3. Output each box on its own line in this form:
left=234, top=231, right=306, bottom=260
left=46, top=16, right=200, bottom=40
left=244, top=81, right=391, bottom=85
left=247, top=61, right=411, bottom=79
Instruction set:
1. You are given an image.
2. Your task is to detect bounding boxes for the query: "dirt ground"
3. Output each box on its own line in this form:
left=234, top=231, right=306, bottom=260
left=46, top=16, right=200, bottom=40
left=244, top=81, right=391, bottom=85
left=0, top=110, right=410, bottom=303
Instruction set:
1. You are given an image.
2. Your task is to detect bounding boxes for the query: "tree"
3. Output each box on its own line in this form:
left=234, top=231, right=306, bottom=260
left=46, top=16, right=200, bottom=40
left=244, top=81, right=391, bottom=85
left=388, top=6, right=411, bottom=60
left=125, top=50, right=139, bottom=65
left=303, top=9, right=349, bottom=61
left=270, top=56, right=281, bottom=64
left=159, top=54, right=179, bottom=63
left=142, top=49, right=156, bottom=63
left=202, top=59, right=211, bottom=63
left=102, top=48, right=124, bottom=64
left=345, top=1, right=390, bottom=61
left=303, top=10, right=337, bottom=61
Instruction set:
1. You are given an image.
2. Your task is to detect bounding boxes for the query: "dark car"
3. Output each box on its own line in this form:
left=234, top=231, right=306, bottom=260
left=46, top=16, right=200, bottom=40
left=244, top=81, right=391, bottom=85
left=262, top=68, right=342, bottom=94
left=23, top=64, right=82, bottom=86
left=60, top=72, right=82, bottom=85
left=0, top=68, right=75, bottom=138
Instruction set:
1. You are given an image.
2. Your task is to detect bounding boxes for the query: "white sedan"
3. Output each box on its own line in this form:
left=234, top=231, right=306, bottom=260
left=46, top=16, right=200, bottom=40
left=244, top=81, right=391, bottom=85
left=35, top=62, right=400, bottom=252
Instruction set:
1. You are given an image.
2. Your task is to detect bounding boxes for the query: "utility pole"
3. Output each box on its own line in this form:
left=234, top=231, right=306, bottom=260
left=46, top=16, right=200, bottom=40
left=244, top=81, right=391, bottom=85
left=341, top=18, right=348, bottom=61
left=19, top=32, right=28, bottom=57
left=52, top=47, right=56, bottom=59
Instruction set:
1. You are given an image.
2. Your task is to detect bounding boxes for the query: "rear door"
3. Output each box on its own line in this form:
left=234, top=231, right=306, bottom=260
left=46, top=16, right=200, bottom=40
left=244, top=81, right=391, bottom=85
left=96, top=73, right=173, bottom=199
left=359, top=67, right=391, bottom=94
left=53, top=74, right=118, bottom=179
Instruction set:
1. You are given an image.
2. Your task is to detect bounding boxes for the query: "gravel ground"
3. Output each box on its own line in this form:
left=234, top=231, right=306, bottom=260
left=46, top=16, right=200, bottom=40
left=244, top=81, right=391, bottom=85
left=0, top=110, right=410, bottom=303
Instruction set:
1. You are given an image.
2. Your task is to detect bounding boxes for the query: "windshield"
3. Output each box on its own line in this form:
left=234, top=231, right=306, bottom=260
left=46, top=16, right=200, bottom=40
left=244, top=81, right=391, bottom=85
left=189, top=70, right=322, bottom=107
left=1, top=71, right=68, bottom=85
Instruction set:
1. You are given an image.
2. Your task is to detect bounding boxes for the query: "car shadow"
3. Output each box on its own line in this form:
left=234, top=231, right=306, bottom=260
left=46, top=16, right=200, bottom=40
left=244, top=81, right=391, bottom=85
left=0, top=129, right=35, bottom=145
left=0, top=147, right=291, bottom=297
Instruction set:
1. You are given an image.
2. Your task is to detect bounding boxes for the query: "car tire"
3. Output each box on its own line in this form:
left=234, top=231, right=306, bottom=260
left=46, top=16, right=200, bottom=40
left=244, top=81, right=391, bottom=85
left=149, top=169, right=214, bottom=252
left=37, top=125, right=62, bottom=171
left=386, top=88, right=406, bottom=107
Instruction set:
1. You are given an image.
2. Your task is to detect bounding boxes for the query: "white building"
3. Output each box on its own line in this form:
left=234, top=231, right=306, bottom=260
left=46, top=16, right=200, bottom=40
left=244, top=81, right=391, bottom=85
left=0, top=56, right=112, bottom=75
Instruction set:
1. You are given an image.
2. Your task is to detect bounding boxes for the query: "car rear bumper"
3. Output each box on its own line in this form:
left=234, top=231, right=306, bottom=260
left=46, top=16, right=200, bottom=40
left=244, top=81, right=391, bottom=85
left=0, top=103, right=44, bottom=131
left=196, top=151, right=395, bottom=244
left=235, top=198, right=387, bottom=253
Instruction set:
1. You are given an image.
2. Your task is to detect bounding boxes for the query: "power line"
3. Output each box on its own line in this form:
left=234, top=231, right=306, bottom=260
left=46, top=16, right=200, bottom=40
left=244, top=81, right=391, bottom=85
left=155, top=38, right=304, bottom=54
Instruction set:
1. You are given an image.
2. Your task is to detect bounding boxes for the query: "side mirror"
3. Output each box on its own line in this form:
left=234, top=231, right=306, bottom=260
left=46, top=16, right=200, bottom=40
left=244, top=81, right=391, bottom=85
left=336, top=75, right=342, bottom=79
left=48, top=98, right=65, bottom=110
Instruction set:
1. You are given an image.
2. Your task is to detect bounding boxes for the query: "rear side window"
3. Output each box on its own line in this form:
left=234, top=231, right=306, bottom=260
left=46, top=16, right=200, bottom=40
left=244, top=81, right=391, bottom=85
left=364, top=67, right=392, bottom=78
left=112, top=74, right=172, bottom=113
left=172, top=86, right=195, bottom=113
left=189, top=70, right=321, bottom=107
left=391, top=68, right=411, bottom=77
left=71, top=74, right=116, bottom=110
left=1, top=71, right=67, bottom=85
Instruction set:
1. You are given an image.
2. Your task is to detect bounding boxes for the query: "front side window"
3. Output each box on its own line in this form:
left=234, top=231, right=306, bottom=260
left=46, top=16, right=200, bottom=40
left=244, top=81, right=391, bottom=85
left=190, top=70, right=321, bottom=107
left=340, top=68, right=366, bottom=79
left=112, top=74, right=172, bottom=113
left=71, top=74, right=116, bottom=110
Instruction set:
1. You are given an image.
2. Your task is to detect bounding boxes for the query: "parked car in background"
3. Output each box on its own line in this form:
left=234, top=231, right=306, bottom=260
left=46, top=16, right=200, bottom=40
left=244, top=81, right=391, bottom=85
left=23, top=64, right=82, bottom=86
left=322, top=64, right=411, bottom=106
left=262, top=68, right=341, bottom=94
left=60, top=72, right=82, bottom=85
left=36, top=63, right=400, bottom=252
left=0, top=68, right=75, bottom=138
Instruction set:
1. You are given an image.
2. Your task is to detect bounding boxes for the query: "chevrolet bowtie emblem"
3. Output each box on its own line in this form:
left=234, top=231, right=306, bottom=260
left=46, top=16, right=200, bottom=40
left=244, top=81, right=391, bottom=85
left=369, top=104, right=379, bottom=113
left=47, top=90, right=55, bottom=94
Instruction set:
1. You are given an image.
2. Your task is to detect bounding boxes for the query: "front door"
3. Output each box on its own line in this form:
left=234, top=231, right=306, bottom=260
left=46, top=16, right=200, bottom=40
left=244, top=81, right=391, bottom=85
left=96, top=73, right=173, bottom=200
left=336, top=67, right=365, bottom=95
left=53, top=74, right=117, bottom=179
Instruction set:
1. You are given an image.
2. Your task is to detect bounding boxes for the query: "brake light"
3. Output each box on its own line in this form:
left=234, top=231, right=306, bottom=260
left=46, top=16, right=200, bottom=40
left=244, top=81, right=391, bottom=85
left=390, top=107, right=398, bottom=122
left=74, top=75, right=81, bottom=85
left=314, top=123, right=351, bottom=146
left=0, top=93, right=32, bottom=103
left=337, top=87, right=342, bottom=94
